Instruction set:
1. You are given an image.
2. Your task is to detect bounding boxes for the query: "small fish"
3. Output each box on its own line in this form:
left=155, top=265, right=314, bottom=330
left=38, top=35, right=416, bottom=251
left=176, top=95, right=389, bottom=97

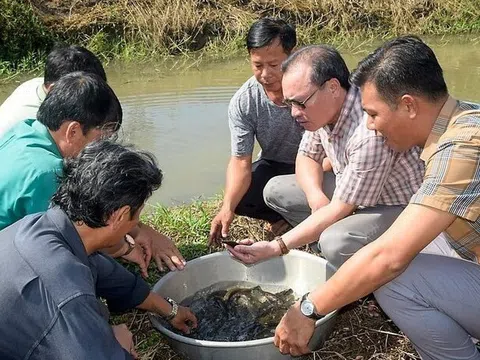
left=221, top=239, right=240, bottom=248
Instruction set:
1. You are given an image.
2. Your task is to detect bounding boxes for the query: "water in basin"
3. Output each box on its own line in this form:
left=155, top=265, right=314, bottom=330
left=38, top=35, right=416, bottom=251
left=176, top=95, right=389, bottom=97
left=167, top=281, right=298, bottom=342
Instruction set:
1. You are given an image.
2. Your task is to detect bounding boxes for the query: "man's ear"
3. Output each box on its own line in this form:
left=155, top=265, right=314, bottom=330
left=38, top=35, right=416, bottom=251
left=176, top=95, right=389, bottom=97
left=400, top=94, right=418, bottom=119
left=329, top=78, right=341, bottom=98
left=109, top=205, right=132, bottom=230
left=64, top=121, right=83, bottom=144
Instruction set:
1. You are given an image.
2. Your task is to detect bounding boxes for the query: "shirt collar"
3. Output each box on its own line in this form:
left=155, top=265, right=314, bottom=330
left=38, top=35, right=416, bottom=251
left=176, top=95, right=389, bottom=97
left=46, top=207, right=89, bottom=267
left=421, top=96, right=458, bottom=161
left=32, top=120, right=63, bottom=159
left=329, top=85, right=361, bottom=137
left=36, top=81, right=47, bottom=102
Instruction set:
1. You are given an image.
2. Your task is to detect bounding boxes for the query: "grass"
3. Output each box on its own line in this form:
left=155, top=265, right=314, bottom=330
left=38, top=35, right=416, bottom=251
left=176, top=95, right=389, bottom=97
left=1, top=0, right=479, bottom=76
left=111, top=197, right=419, bottom=360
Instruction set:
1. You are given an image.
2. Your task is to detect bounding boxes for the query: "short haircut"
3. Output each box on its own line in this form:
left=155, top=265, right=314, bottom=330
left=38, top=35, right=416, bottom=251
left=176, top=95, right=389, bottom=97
left=44, top=44, right=107, bottom=86
left=282, top=45, right=350, bottom=90
left=37, top=71, right=122, bottom=134
left=52, top=140, right=163, bottom=228
left=246, top=18, right=296, bottom=54
left=350, top=35, right=448, bottom=107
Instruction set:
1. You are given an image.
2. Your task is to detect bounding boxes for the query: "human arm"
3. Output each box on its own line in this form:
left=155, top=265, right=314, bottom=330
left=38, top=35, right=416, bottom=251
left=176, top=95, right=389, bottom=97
left=209, top=155, right=252, bottom=245
left=273, top=204, right=456, bottom=355
left=296, top=131, right=330, bottom=212
left=137, top=292, right=198, bottom=333
left=296, top=153, right=330, bottom=212
left=227, top=199, right=355, bottom=264
left=92, top=253, right=196, bottom=332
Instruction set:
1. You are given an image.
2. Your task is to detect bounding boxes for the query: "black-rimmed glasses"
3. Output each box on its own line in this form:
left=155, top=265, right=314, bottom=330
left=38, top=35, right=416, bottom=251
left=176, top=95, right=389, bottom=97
left=283, top=78, right=331, bottom=109
left=283, top=88, right=318, bottom=109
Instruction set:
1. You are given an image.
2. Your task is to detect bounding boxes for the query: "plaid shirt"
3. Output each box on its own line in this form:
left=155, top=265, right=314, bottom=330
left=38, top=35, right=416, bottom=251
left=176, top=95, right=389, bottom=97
left=410, top=97, right=480, bottom=262
left=299, top=86, right=424, bottom=207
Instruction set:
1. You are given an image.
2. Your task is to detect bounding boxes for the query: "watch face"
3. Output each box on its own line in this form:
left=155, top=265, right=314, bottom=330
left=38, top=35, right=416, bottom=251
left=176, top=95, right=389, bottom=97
left=301, top=300, right=315, bottom=316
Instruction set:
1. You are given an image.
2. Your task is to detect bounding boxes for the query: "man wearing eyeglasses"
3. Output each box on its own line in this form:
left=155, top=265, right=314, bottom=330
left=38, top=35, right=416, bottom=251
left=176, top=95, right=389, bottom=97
left=227, top=45, right=425, bottom=269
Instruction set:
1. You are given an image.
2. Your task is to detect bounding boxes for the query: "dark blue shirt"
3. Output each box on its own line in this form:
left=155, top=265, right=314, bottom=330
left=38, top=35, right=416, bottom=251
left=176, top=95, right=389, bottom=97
left=0, top=208, right=151, bottom=359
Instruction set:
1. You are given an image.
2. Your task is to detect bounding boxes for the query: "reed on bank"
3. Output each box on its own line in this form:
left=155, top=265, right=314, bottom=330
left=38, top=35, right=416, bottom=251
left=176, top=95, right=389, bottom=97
left=1, top=0, right=479, bottom=75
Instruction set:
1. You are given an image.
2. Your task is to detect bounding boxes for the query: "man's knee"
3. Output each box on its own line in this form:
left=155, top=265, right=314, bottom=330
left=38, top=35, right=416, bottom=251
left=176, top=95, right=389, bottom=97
left=263, top=175, right=297, bottom=212
left=320, top=226, right=366, bottom=268
left=319, top=227, right=346, bottom=268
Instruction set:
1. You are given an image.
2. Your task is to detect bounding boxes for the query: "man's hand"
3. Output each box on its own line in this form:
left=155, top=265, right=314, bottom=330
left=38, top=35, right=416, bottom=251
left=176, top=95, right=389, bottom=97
left=209, top=208, right=234, bottom=247
left=133, top=224, right=186, bottom=272
left=170, top=306, right=198, bottom=334
left=122, top=242, right=149, bottom=278
left=226, top=239, right=282, bottom=265
left=274, top=303, right=315, bottom=356
left=112, top=324, right=138, bottom=359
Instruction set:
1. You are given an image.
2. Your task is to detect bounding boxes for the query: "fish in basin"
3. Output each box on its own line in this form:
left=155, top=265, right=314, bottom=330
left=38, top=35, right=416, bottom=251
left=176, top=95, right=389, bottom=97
left=167, top=284, right=297, bottom=342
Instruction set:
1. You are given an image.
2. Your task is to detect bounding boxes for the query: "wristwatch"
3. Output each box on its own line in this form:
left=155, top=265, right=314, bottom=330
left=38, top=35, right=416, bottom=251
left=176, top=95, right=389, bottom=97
left=164, top=297, right=178, bottom=321
left=300, top=293, right=324, bottom=320
left=123, top=235, right=136, bottom=256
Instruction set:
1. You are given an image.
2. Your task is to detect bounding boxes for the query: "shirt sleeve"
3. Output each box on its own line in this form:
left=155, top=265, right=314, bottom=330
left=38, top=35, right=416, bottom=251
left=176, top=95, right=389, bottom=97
left=36, top=295, right=133, bottom=360
left=410, top=126, right=480, bottom=221
left=298, top=130, right=326, bottom=164
left=89, top=253, right=151, bottom=312
left=333, top=135, right=395, bottom=206
left=228, top=94, right=255, bottom=157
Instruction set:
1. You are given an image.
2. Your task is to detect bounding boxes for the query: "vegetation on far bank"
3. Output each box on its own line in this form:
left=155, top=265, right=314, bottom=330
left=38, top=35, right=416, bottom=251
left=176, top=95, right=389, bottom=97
left=110, top=198, right=419, bottom=360
left=1, top=0, right=479, bottom=76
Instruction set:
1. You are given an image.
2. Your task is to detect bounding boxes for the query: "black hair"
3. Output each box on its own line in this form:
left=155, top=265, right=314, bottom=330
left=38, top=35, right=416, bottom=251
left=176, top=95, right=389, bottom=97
left=350, top=35, right=448, bottom=107
left=52, top=140, right=163, bottom=228
left=246, top=18, right=296, bottom=54
left=44, top=44, right=107, bottom=86
left=37, top=71, right=122, bottom=134
left=281, top=45, right=350, bottom=90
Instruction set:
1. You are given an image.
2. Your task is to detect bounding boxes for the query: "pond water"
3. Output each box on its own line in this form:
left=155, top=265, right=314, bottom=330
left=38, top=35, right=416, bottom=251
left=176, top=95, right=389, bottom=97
left=1, top=36, right=479, bottom=206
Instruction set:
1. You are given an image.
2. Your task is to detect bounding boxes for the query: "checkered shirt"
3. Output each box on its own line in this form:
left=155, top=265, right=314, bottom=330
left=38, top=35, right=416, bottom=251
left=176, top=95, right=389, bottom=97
left=298, top=86, right=425, bottom=207
left=410, top=97, right=480, bottom=262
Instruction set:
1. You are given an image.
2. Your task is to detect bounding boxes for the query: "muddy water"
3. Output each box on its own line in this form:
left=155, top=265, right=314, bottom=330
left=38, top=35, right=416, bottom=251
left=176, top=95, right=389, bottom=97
left=0, top=37, right=479, bottom=206
left=167, top=281, right=297, bottom=341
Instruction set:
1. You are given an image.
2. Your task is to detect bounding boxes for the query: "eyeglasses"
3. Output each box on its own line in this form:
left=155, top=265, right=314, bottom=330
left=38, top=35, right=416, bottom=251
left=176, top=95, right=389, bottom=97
left=283, top=78, right=331, bottom=110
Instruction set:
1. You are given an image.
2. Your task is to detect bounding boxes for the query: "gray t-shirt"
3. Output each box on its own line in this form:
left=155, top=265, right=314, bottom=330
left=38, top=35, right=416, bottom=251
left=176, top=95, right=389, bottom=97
left=228, top=76, right=303, bottom=164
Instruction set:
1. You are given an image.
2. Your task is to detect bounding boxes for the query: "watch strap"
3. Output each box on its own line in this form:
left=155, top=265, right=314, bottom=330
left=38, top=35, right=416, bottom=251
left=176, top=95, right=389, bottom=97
left=301, top=292, right=324, bottom=320
left=275, top=236, right=290, bottom=255
left=164, top=297, right=178, bottom=321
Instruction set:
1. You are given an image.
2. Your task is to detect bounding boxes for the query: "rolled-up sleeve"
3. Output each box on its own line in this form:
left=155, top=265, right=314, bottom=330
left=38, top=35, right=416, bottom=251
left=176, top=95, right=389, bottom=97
left=298, top=130, right=325, bottom=164
left=90, top=253, right=150, bottom=312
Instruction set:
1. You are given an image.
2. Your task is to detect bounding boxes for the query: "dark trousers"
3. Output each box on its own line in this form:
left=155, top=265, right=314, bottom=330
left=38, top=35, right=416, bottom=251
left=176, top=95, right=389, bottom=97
left=235, top=159, right=295, bottom=223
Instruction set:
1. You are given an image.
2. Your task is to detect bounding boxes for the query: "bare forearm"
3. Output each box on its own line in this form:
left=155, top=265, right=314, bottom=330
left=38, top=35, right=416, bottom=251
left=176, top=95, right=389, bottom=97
left=311, top=241, right=405, bottom=315
left=282, top=201, right=355, bottom=249
left=137, top=292, right=172, bottom=316
left=222, top=156, right=252, bottom=211
left=309, top=204, right=457, bottom=315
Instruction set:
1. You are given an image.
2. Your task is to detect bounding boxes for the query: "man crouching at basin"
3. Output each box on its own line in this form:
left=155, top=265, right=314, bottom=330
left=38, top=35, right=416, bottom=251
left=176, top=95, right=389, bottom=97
left=0, top=140, right=197, bottom=359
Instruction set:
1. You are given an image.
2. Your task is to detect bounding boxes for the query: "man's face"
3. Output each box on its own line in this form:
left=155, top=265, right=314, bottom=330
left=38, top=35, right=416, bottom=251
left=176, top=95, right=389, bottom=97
left=361, top=82, right=416, bottom=152
left=250, top=39, right=290, bottom=94
left=69, top=123, right=117, bottom=157
left=282, top=64, right=337, bottom=132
